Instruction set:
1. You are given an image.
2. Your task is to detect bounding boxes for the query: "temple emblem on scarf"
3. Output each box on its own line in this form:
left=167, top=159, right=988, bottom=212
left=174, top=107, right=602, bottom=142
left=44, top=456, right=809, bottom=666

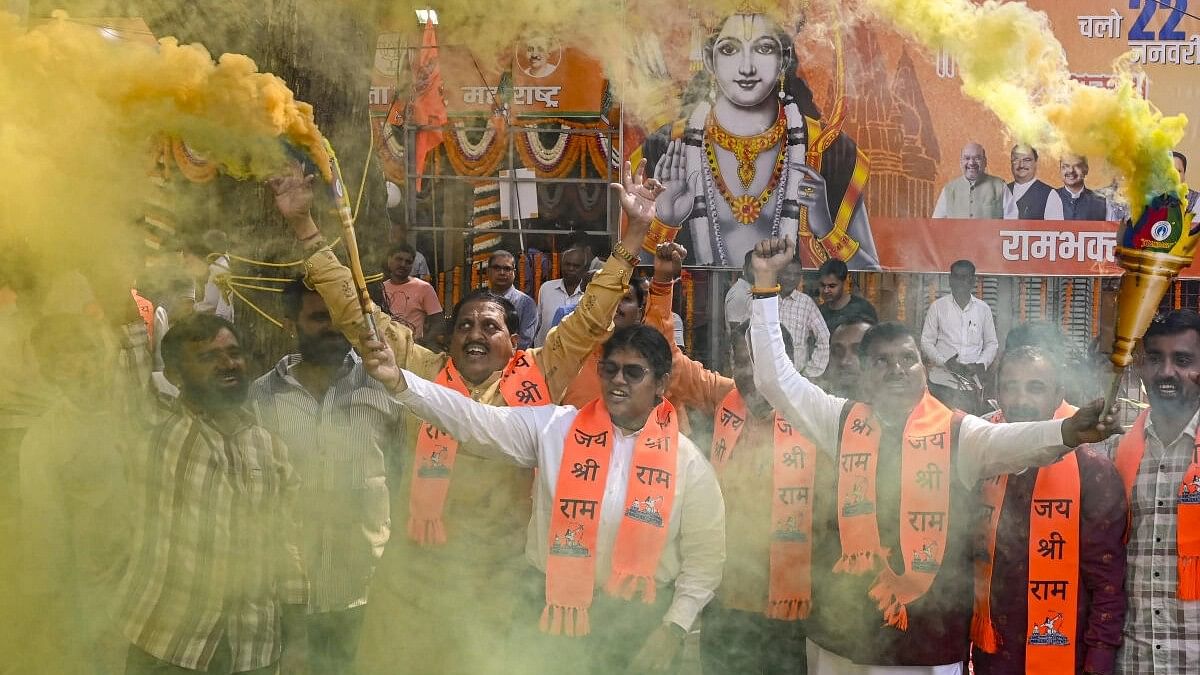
left=626, top=496, right=665, bottom=527
left=911, top=540, right=940, bottom=573
left=1180, top=468, right=1200, bottom=505
left=1028, top=612, right=1071, bottom=647
left=773, top=515, right=808, bottom=543
left=550, top=524, right=589, bottom=558
left=417, top=447, right=451, bottom=478
left=841, top=475, right=875, bottom=516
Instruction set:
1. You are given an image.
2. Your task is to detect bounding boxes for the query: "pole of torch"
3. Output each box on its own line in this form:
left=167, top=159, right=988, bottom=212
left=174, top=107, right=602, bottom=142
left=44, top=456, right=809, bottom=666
left=323, top=139, right=378, bottom=340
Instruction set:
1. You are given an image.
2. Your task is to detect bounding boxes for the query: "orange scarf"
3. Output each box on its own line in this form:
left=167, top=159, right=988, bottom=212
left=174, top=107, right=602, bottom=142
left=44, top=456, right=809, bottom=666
left=711, top=389, right=816, bottom=620
left=542, top=398, right=679, bottom=637
left=1114, top=409, right=1200, bottom=600
left=408, top=351, right=548, bottom=545
left=973, top=402, right=1080, bottom=673
left=836, top=391, right=955, bottom=630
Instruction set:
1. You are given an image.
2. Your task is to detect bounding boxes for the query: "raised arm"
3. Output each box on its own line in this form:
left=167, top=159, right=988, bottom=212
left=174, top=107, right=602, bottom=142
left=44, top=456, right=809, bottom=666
left=537, top=159, right=659, bottom=401
left=646, top=243, right=735, bottom=412
left=957, top=399, right=1120, bottom=486
left=269, top=167, right=438, bottom=371
left=748, top=238, right=845, bottom=452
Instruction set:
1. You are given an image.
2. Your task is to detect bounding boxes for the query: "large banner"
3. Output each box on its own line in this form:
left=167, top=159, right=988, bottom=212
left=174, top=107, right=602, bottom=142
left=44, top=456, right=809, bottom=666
left=372, top=2, right=1200, bottom=275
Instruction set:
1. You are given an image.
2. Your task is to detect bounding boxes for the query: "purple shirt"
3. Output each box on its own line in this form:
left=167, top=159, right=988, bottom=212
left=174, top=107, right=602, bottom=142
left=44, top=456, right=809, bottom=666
left=972, top=448, right=1128, bottom=675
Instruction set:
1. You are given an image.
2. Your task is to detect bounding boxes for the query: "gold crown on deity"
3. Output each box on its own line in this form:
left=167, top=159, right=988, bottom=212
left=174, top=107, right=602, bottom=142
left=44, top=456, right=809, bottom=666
left=695, top=0, right=809, bottom=33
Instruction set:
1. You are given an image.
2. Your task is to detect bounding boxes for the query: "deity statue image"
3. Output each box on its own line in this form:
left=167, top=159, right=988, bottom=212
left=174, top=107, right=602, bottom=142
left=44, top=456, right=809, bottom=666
left=642, top=9, right=879, bottom=269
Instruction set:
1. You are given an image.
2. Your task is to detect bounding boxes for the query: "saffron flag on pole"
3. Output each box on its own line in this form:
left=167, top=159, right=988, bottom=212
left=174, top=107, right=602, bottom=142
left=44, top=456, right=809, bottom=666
left=411, top=18, right=447, bottom=191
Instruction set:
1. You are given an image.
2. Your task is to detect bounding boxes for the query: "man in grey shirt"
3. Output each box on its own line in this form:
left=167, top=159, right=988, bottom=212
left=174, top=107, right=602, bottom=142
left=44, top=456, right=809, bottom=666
left=486, top=250, right=538, bottom=349
left=250, top=278, right=404, bottom=673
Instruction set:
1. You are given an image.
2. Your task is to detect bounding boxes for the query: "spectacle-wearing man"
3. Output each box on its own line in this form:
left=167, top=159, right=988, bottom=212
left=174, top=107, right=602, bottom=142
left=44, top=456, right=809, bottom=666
left=486, top=250, right=538, bottom=349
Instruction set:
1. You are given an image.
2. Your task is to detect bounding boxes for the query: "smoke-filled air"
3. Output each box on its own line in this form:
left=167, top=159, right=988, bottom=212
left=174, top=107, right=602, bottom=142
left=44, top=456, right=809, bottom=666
left=858, top=0, right=1188, bottom=219
left=0, top=1, right=1194, bottom=674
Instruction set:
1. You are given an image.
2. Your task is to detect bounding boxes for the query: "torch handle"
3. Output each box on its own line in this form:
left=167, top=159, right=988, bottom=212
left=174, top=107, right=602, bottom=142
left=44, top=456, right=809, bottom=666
left=323, top=140, right=378, bottom=341
left=1104, top=365, right=1124, bottom=415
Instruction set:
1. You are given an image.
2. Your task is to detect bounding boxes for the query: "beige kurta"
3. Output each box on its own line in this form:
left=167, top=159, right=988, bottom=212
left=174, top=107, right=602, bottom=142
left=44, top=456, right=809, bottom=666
left=302, top=247, right=633, bottom=674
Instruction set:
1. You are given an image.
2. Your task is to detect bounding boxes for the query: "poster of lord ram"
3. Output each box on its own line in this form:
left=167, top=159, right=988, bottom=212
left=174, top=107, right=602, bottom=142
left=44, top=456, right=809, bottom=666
left=373, top=0, right=1200, bottom=275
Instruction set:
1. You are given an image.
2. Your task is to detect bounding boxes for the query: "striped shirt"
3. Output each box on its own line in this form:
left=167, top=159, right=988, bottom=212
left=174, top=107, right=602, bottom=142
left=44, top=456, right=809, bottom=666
left=249, top=352, right=403, bottom=613
left=1117, top=407, right=1200, bottom=674
left=116, top=404, right=308, bottom=672
left=778, top=290, right=829, bottom=378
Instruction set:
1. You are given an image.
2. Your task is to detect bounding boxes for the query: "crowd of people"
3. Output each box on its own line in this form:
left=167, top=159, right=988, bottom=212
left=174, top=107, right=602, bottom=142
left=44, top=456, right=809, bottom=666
left=8, top=160, right=1200, bottom=675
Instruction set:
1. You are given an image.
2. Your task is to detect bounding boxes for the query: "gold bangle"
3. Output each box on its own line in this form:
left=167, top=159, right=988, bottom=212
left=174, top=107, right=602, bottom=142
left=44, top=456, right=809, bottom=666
left=750, top=284, right=782, bottom=295
left=818, top=228, right=860, bottom=261
left=612, top=241, right=641, bottom=268
left=641, top=217, right=682, bottom=254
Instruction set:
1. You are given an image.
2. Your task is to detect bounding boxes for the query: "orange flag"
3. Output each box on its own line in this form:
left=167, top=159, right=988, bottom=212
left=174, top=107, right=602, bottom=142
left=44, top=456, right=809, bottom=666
left=411, top=19, right=447, bottom=191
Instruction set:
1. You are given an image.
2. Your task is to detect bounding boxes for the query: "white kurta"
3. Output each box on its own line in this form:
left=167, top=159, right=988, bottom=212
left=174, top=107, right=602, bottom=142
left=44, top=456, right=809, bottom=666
left=393, top=370, right=726, bottom=631
left=749, top=296, right=1072, bottom=673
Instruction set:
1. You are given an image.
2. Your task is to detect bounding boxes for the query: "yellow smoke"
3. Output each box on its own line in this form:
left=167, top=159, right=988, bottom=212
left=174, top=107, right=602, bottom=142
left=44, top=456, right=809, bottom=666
left=858, top=0, right=1187, bottom=219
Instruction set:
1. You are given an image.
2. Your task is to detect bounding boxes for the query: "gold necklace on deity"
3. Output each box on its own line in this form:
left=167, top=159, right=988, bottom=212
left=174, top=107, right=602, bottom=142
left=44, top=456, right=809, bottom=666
left=704, top=110, right=787, bottom=225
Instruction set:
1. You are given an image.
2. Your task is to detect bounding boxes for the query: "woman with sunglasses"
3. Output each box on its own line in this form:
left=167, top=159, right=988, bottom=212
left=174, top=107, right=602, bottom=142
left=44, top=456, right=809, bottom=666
left=361, top=324, right=725, bottom=675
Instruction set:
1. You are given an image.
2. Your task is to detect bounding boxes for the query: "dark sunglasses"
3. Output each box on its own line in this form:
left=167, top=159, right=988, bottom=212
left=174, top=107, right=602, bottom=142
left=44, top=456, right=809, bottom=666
left=597, top=360, right=650, bottom=383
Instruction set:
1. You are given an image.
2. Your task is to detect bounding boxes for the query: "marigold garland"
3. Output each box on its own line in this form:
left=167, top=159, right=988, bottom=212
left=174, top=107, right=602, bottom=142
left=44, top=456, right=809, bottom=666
left=682, top=270, right=695, bottom=358
left=1092, top=281, right=1101, bottom=337
left=896, top=275, right=908, bottom=321
left=1176, top=279, right=1183, bottom=310
left=1062, top=279, right=1074, bottom=334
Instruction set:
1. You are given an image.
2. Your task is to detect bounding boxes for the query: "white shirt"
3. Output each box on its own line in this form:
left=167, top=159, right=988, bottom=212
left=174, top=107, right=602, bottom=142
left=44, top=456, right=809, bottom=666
left=394, top=370, right=726, bottom=631
left=724, top=277, right=752, bottom=325
left=1008, top=180, right=1064, bottom=220
left=920, top=294, right=999, bottom=389
left=412, top=251, right=430, bottom=278
left=779, top=291, right=830, bottom=377
left=534, top=278, right=584, bottom=347
left=750, top=296, right=1067, bottom=489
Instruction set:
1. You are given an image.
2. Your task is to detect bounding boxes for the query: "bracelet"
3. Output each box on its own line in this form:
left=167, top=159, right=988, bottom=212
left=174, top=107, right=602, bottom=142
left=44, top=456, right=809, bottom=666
left=612, top=241, right=641, bottom=268
left=641, top=217, right=682, bottom=254
left=818, top=228, right=860, bottom=261
left=750, top=284, right=782, bottom=296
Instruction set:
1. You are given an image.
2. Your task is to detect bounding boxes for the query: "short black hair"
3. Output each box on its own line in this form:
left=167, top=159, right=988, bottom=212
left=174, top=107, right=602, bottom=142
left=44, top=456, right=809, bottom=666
left=281, top=276, right=316, bottom=321
left=731, top=319, right=795, bottom=357
left=1012, top=144, right=1039, bottom=161
left=1173, top=151, right=1188, bottom=173
left=950, top=259, right=976, bottom=275
left=831, top=314, right=877, bottom=337
left=1005, top=321, right=1064, bottom=354
left=386, top=242, right=416, bottom=259
left=818, top=258, right=849, bottom=281
left=1144, top=309, right=1200, bottom=345
left=160, top=313, right=240, bottom=372
left=451, top=289, right=520, bottom=334
left=488, top=250, right=515, bottom=267
left=630, top=275, right=648, bottom=309
left=602, top=324, right=672, bottom=379
left=997, top=344, right=1061, bottom=383
left=858, top=321, right=918, bottom=359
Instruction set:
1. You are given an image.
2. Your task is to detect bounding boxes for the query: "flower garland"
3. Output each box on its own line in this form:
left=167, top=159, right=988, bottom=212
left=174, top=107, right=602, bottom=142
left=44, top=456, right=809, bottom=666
left=896, top=275, right=908, bottom=321
left=1062, top=278, right=1074, bottom=334
left=517, top=252, right=527, bottom=292
left=1176, top=279, right=1183, bottom=310
left=453, top=266, right=463, bottom=306
left=682, top=270, right=695, bottom=358
left=1018, top=279, right=1027, bottom=322
left=533, top=252, right=545, bottom=296
left=443, top=121, right=507, bottom=177
left=1092, top=281, right=1101, bottom=337
left=550, top=252, right=560, bottom=287
left=1039, top=279, right=1047, bottom=320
